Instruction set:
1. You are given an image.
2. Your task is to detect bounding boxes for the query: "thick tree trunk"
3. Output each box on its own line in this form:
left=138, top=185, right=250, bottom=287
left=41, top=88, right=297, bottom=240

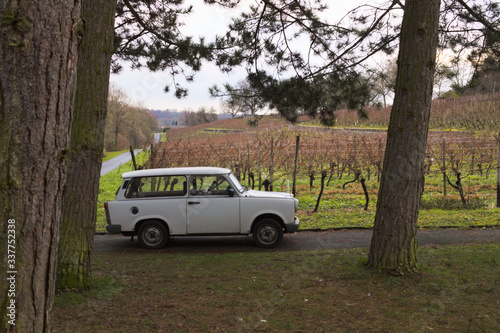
left=58, top=0, right=117, bottom=291
left=0, top=1, right=81, bottom=332
left=367, top=0, right=440, bottom=275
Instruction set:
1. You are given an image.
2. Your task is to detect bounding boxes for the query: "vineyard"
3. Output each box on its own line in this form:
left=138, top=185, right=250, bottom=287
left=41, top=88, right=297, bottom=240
left=150, top=126, right=497, bottom=184
left=142, top=93, right=500, bottom=229
left=319, top=93, right=500, bottom=131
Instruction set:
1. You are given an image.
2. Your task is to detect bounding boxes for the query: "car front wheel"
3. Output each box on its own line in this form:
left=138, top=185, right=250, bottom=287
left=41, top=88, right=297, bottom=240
left=138, top=221, right=169, bottom=249
left=252, top=218, right=283, bottom=248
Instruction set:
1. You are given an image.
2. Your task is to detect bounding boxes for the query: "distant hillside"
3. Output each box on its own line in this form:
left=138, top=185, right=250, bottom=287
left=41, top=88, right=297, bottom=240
left=149, top=109, right=234, bottom=127
left=307, top=92, right=500, bottom=132
left=155, top=92, right=500, bottom=133
left=149, top=109, right=181, bottom=127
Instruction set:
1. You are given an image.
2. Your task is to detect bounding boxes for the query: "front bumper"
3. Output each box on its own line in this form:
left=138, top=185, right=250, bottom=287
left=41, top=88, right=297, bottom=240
left=106, top=224, right=122, bottom=234
left=284, top=216, right=300, bottom=233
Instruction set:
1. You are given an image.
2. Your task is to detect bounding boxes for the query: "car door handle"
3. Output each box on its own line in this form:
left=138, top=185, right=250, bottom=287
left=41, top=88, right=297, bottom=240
left=188, top=201, right=201, bottom=205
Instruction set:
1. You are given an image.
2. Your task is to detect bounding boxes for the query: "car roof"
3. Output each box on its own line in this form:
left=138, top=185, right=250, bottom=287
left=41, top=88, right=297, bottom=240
left=122, top=167, right=232, bottom=179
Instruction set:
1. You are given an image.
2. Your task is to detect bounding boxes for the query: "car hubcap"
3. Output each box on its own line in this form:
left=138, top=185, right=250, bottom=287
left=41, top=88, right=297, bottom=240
left=144, top=227, right=162, bottom=246
left=258, top=225, right=277, bottom=244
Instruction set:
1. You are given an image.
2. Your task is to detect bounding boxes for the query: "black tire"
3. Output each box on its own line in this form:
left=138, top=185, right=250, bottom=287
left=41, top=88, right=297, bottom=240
left=138, top=221, right=169, bottom=249
left=252, top=218, right=283, bottom=248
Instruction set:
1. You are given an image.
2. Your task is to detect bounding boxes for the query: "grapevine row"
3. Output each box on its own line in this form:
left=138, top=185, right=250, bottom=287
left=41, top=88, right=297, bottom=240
left=148, top=126, right=498, bottom=188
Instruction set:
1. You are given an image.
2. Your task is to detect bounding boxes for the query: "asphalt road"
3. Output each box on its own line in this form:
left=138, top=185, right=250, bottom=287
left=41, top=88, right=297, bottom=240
left=101, top=133, right=162, bottom=176
left=93, top=228, right=500, bottom=254
left=100, top=149, right=142, bottom=176
left=153, top=133, right=162, bottom=143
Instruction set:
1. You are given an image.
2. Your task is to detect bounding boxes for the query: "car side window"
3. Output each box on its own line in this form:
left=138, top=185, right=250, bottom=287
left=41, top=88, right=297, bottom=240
left=125, top=176, right=187, bottom=198
left=190, top=175, right=233, bottom=196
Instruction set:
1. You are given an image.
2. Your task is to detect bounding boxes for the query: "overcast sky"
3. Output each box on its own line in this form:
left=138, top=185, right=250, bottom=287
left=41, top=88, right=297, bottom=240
left=110, top=0, right=368, bottom=112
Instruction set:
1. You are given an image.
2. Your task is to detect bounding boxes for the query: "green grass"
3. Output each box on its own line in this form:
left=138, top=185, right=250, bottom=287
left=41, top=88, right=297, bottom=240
left=293, top=171, right=499, bottom=230
left=53, top=244, right=500, bottom=332
left=54, top=276, right=123, bottom=308
left=299, top=120, right=389, bottom=131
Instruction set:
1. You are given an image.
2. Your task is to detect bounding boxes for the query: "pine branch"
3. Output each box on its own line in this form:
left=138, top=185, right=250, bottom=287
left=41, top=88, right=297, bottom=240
left=122, top=0, right=181, bottom=47
left=455, top=0, right=499, bottom=34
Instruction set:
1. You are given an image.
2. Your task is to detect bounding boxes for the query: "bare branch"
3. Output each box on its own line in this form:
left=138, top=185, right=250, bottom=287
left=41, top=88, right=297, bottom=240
left=455, top=0, right=499, bottom=33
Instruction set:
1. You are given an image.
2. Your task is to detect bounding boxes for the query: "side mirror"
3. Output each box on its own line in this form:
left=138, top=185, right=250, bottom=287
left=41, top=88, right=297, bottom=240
left=227, top=187, right=235, bottom=197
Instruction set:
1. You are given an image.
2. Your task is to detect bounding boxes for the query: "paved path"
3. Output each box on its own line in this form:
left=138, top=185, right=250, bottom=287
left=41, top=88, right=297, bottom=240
left=153, top=133, right=162, bottom=144
left=100, top=149, right=142, bottom=176
left=93, top=228, right=500, bottom=254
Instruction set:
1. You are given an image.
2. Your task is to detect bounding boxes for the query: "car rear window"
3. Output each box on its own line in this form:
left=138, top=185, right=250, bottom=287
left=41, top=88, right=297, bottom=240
left=125, top=176, right=187, bottom=198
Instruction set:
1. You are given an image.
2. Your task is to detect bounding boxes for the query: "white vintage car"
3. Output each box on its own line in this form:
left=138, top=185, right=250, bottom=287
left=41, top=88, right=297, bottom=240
left=104, top=167, right=299, bottom=249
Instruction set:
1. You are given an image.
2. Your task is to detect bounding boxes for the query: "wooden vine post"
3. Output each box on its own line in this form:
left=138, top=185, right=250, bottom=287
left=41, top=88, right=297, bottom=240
left=497, top=139, right=500, bottom=208
left=442, top=138, right=446, bottom=196
left=258, top=141, right=262, bottom=191
left=292, top=135, right=300, bottom=196
left=247, top=143, right=251, bottom=188
left=270, top=137, right=274, bottom=191
left=353, top=135, right=358, bottom=172
left=130, top=146, right=138, bottom=170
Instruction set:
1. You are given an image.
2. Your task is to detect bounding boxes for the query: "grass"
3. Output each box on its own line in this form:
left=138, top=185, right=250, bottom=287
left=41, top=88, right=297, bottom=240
left=53, top=244, right=500, bottom=332
left=290, top=170, right=499, bottom=230
left=96, top=163, right=500, bottom=233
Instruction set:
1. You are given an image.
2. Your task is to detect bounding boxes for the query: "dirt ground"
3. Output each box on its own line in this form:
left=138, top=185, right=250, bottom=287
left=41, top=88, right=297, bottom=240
left=93, top=227, right=500, bottom=254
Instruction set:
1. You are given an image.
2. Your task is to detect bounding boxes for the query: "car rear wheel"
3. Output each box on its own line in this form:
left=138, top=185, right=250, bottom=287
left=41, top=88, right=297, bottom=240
left=138, top=221, right=169, bottom=249
left=252, top=218, right=283, bottom=248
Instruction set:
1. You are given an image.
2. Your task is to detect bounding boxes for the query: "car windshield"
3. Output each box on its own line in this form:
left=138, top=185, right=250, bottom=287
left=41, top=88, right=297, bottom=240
left=228, top=173, right=245, bottom=193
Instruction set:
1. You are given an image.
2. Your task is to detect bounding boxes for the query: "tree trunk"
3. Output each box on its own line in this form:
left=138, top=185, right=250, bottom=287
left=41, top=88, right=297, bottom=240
left=114, top=129, right=118, bottom=151
left=367, top=0, right=440, bottom=275
left=0, top=1, right=81, bottom=332
left=58, top=0, right=117, bottom=291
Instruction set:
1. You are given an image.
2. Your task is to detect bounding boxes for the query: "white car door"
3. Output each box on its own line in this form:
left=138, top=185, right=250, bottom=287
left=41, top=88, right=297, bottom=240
left=116, top=175, right=188, bottom=235
left=187, top=175, right=240, bottom=234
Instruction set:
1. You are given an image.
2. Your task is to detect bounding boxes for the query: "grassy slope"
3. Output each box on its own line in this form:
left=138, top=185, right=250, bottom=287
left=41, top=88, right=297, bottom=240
left=53, top=244, right=500, bottom=332
left=295, top=172, right=499, bottom=230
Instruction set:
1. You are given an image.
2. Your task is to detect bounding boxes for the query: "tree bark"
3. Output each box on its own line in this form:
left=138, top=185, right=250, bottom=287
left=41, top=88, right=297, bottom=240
left=58, top=0, right=117, bottom=291
left=367, top=0, right=440, bottom=275
left=0, top=1, right=81, bottom=331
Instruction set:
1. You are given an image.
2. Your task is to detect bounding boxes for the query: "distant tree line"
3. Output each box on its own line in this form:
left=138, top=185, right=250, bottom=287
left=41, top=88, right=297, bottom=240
left=150, top=109, right=182, bottom=127
left=105, top=86, right=159, bottom=151
left=179, top=107, right=219, bottom=126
